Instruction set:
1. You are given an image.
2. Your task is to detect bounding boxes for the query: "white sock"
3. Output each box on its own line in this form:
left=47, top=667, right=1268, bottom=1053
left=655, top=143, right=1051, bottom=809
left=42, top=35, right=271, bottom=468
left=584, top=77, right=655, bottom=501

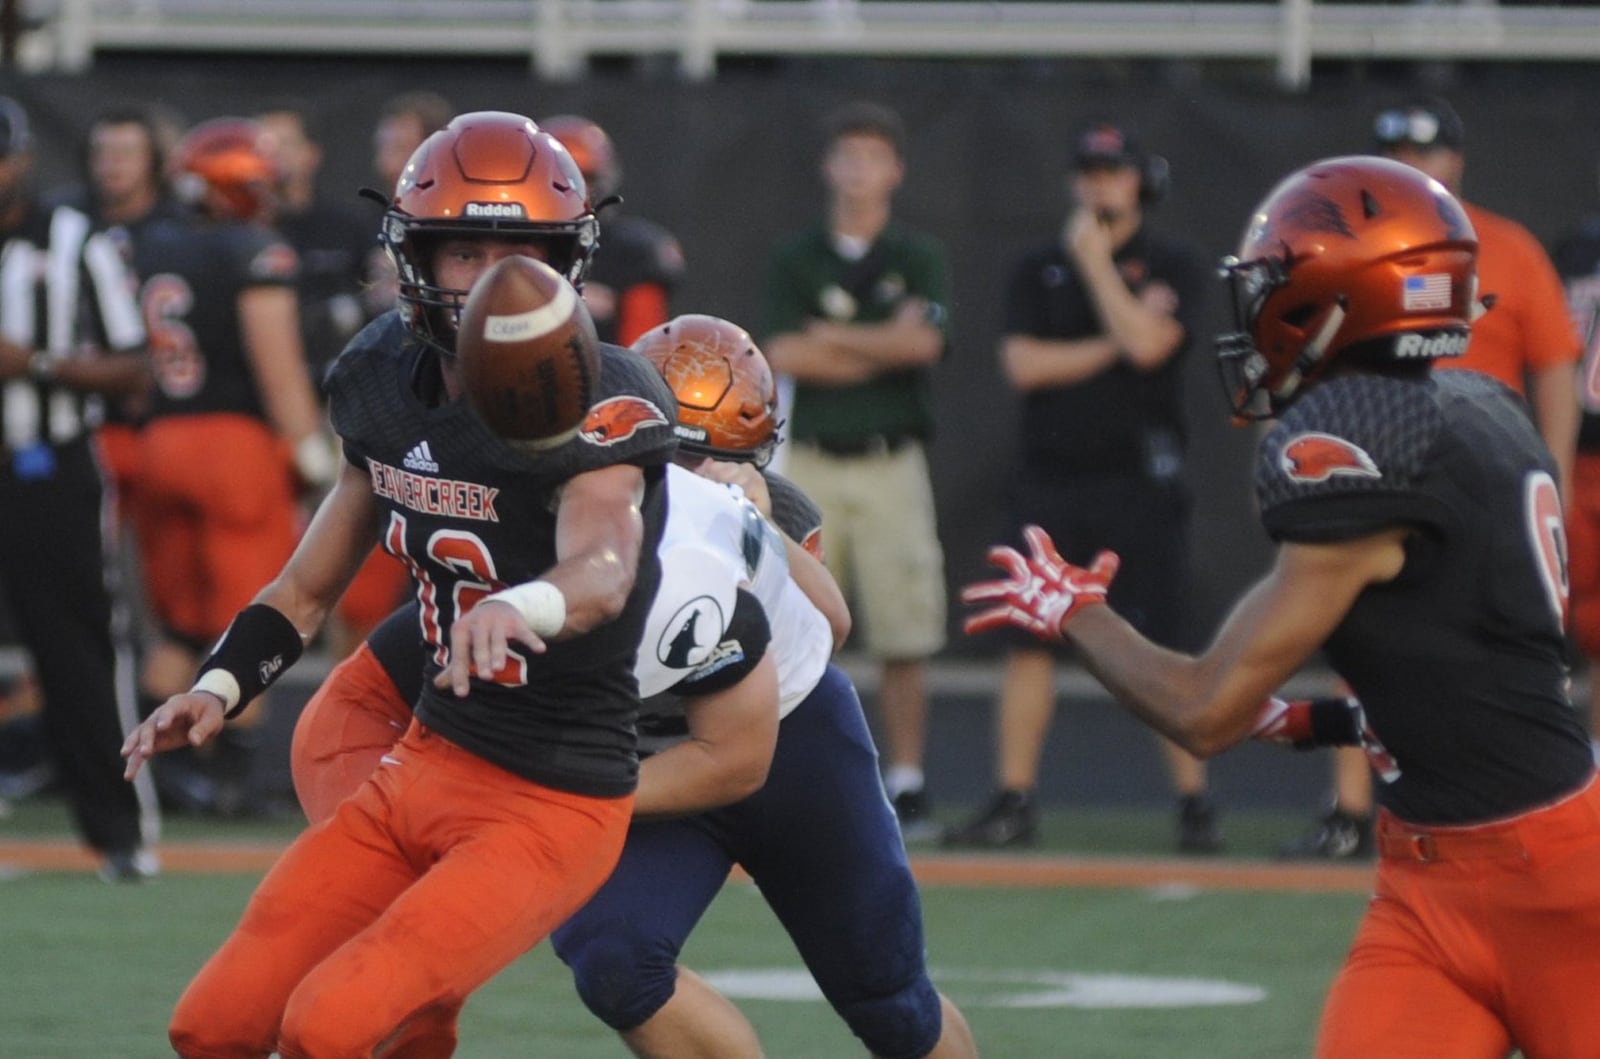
left=883, top=766, right=925, bottom=800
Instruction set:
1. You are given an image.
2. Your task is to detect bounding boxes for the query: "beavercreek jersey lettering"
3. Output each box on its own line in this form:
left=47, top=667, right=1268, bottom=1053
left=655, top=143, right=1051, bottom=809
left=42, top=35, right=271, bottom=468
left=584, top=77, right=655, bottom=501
left=324, top=316, right=677, bottom=796
left=132, top=214, right=299, bottom=421
left=0, top=204, right=145, bottom=449
left=1256, top=371, right=1591, bottom=823
left=359, top=460, right=829, bottom=761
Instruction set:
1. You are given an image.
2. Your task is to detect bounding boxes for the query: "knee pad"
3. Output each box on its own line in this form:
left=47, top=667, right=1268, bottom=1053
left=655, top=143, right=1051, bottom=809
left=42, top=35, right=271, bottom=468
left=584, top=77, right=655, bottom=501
left=834, top=973, right=942, bottom=1059
left=554, top=923, right=680, bottom=1031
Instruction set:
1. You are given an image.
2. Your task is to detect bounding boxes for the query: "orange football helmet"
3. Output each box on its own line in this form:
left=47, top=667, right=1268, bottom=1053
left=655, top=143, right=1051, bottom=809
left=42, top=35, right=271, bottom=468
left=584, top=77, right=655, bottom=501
left=380, top=111, right=599, bottom=353
left=172, top=117, right=279, bottom=222
left=1217, top=154, right=1478, bottom=420
left=633, top=314, right=782, bottom=467
left=540, top=114, right=620, bottom=201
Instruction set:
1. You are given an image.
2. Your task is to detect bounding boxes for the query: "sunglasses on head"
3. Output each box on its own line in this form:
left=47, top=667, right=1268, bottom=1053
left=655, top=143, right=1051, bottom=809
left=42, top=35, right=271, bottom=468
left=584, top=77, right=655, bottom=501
left=1374, top=109, right=1444, bottom=148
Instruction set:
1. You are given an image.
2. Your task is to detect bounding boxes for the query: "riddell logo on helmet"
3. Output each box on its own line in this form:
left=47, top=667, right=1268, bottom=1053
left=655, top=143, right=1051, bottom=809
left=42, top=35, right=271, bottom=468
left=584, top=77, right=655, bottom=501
left=463, top=202, right=528, bottom=219
left=1394, top=332, right=1468, bottom=359
left=674, top=424, right=709, bottom=442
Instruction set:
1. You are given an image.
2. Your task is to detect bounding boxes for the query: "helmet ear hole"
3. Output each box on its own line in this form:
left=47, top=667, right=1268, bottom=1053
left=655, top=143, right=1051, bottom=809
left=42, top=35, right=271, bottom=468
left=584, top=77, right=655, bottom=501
left=1281, top=304, right=1318, bottom=329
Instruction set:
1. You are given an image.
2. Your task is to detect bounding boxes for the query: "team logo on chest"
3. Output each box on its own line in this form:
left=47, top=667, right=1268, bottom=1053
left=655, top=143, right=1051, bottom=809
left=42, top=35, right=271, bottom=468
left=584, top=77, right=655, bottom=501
left=1280, top=432, right=1381, bottom=483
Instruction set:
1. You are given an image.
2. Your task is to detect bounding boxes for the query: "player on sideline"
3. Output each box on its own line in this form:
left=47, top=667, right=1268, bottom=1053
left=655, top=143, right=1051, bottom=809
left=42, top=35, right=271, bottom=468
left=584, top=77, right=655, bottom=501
left=121, top=111, right=679, bottom=1059
left=289, top=315, right=979, bottom=1058
left=963, top=156, right=1600, bottom=1058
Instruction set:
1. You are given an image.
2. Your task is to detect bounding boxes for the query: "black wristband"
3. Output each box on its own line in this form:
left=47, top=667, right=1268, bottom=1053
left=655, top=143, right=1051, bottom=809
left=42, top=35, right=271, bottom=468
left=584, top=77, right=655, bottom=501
left=1307, top=696, right=1363, bottom=748
left=194, top=604, right=304, bottom=719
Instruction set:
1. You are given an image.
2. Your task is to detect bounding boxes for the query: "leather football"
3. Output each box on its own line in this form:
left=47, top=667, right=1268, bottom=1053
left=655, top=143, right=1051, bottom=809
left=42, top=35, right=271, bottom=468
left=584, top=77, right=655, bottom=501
left=456, top=256, right=600, bottom=448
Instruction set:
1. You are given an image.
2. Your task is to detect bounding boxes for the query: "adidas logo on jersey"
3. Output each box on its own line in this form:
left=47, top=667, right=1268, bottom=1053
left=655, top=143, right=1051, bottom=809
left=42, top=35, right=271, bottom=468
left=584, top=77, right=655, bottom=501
left=402, top=441, right=439, bottom=473
left=1394, top=332, right=1469, bottom=359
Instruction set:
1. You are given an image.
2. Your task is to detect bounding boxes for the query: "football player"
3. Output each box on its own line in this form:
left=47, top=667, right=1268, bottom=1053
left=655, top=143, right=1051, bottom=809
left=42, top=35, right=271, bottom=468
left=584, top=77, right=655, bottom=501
left=287, top=314, right=979, bottom=1058
left=964, top=156, right=1600, bottom=1057
left=127, top=116, right=332, bottom=817
left=122, top=111, right=679, bottom=1058
left=541, top=114, right=686, bottom=346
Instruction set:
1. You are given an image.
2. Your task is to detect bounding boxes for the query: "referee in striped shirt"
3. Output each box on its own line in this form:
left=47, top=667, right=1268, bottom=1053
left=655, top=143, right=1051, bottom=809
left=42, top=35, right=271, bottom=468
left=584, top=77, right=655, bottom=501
left=0, top=96, right=156, bottom=880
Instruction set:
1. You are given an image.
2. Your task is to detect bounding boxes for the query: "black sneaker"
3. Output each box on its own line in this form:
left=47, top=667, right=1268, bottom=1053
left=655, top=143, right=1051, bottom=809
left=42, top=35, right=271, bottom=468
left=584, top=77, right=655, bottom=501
left=1276, top=806, right=1374, bottom=861
left=98, top=847, right=159, bottom=883
left=1176, top=794, right=1224, bottom=855
left=891, top=788, right=941, bottom=843
left=942, top=789, right=1039, bottom=849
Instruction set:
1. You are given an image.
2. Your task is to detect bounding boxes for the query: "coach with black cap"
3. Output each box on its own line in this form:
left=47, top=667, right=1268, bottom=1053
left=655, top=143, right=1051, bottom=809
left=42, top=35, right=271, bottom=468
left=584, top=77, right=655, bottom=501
left=944, top=119, right=1220, bottom=855
left=0, top=95, right=157, bottom=880
left=1277, top=94, right=1586, bottom=863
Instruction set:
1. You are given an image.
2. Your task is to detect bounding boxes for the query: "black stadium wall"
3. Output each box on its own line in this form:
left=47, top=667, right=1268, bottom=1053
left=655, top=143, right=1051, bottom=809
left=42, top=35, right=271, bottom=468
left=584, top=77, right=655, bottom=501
left=5, top=56, right=1598, bottom=656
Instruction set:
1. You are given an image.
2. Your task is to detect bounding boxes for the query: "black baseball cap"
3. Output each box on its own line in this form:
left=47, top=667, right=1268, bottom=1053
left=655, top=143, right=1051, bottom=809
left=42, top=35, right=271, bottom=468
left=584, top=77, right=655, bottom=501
left=1073, top=122, right=1143, bottom=170
left=0, top=96, right=30, bottom=157
left=1373, top=97, right=1464, bottom=153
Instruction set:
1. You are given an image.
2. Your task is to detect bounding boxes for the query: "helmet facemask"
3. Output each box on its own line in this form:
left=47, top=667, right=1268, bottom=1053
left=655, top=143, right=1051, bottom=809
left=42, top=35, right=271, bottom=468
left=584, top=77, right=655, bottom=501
left=378, top=111, right=600, bottom=356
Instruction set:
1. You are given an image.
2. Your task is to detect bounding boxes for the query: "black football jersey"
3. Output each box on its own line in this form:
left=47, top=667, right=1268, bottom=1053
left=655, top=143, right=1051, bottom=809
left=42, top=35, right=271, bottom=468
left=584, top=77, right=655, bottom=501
left=326, top=315, right=677, bottom=796
left=1256, top=370, right=1591, bottom=823
left=132, top=213, right=299, bottom=421
left=586, top=213, right=685, bottom=345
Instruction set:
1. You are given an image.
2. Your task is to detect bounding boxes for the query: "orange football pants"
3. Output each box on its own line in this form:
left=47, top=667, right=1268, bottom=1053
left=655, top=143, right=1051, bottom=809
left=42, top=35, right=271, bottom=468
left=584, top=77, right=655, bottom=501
left=134, top=414, right=298, bottom=642
left=335, top=548, right=412, bottom=639
left=170, top=720, right=631, bottom=1059
left=1317, top=773, right=1600, bottom=1059
left=290, top=642, right=413, bottom=825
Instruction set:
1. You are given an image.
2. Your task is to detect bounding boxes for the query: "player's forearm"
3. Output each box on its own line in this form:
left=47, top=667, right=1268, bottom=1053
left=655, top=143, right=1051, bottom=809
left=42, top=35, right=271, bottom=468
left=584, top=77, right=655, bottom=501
left=547, top=465, right=647, bottom=633
left=633, top=739, right=770, bottom=818
left=1065, top=606, right=1243, bottom=757
left=634, top=661, right=780, bottom=816
left=254, top=465, right=381, bottom=637
left=785, top=536, right=850, bottom=650
left=240, top=288, right=324, bottom=444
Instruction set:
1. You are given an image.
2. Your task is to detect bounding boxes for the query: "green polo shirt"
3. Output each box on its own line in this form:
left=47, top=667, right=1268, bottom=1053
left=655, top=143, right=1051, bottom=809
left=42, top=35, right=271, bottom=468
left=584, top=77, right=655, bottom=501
left=761, top=220, right=951, bottom=443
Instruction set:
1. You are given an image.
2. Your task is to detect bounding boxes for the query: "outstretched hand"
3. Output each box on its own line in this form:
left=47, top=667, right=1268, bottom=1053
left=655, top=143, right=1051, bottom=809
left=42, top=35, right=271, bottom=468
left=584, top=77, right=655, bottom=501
left=961, top=525, right=1118, bottom=640
left=121, top=692, right=228, bottom=781
left=434, top=599, right=549, bottom=697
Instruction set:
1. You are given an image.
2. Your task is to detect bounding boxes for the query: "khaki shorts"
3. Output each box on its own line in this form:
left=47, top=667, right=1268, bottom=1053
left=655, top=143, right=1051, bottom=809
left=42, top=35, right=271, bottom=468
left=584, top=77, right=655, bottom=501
left=785, top=440, right=946, bottom=660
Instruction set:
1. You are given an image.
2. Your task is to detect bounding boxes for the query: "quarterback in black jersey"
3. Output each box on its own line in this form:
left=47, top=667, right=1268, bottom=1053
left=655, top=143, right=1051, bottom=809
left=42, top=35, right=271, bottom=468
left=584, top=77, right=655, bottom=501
left=122, top=111, right=678, bottom=1058
left=964, top=156, right=1600, bottom=1058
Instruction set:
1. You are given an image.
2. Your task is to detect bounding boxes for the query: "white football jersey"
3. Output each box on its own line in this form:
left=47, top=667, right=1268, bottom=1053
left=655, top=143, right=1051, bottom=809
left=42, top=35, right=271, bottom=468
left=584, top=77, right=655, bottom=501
left=633, top=464, right=832, bottom=716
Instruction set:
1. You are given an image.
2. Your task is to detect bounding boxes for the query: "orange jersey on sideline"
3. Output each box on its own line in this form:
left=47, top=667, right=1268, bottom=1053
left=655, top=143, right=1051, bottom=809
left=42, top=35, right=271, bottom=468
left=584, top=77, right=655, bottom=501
left=1434, top=202, right=1582, bottom=393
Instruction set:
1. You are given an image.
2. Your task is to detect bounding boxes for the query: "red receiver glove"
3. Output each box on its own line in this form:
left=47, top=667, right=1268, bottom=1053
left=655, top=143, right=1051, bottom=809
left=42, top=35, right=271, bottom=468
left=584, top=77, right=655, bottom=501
left=962, top=525, right=1119, bottom=640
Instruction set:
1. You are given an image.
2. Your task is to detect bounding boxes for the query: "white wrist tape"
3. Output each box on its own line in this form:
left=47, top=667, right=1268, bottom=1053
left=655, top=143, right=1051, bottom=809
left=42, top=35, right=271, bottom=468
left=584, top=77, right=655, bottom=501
left=190, top=669, right=242, bottom=714
left=293, top=433, right=338, bottom=488
left=486, top=580, right=567, bottom=638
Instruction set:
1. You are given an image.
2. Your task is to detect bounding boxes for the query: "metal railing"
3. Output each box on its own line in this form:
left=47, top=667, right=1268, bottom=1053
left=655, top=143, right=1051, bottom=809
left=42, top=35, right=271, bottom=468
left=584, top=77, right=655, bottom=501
left=25, top=0, right=1600, bottom=88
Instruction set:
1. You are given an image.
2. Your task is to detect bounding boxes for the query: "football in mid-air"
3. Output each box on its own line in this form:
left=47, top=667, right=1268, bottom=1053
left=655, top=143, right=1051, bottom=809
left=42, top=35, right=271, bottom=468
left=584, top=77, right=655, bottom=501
left=456, top=255, right=600, bottom=449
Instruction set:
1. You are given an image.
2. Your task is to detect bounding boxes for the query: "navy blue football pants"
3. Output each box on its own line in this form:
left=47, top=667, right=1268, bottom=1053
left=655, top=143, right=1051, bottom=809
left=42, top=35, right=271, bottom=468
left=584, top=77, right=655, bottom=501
left=551, top=663, right=943, bottom=1059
